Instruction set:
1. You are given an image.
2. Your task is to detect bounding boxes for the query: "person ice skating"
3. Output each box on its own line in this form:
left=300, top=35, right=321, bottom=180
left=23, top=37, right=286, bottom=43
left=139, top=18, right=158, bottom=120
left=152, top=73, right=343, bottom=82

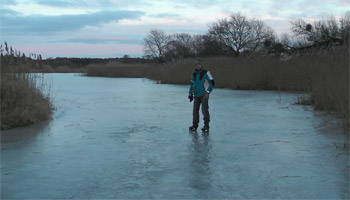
left=188, top=60, right=215, bottom=132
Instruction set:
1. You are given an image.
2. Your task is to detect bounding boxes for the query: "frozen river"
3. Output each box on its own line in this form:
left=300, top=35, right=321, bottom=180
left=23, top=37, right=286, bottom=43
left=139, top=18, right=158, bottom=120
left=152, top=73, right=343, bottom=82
left=1, top=73, right=349, bottom=199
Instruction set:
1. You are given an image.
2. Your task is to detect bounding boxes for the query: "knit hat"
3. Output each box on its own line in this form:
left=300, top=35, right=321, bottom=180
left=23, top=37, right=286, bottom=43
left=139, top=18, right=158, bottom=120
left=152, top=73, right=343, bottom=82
left=195, top=60, right=203, bottom=66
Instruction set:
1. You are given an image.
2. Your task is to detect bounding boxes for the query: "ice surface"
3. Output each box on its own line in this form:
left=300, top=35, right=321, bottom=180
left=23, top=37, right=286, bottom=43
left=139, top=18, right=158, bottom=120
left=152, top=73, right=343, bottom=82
left=1, top=73, right=349, bottom=199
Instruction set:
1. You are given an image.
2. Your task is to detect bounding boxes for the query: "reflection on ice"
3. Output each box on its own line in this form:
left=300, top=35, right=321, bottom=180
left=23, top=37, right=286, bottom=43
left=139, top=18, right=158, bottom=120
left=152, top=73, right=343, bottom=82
left=188, top=131, right=212, bottom=191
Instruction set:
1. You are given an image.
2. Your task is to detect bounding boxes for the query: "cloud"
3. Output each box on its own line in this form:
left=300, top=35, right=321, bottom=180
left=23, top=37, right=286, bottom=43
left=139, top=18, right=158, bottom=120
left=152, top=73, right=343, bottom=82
left=2, top=0, right=18, bottom=5
left=30, top=0, right=117, bottom=8
left=1, top=8, right=20, bottom=15
left=54, top=35, right=142, bottom=45
left=32, top=0, right=88, bottom=8
left=167, top=0, right=220, bottom=8
left=1, top=9, right=144, bottom=34
left=268, top=0, right=349, bottom=19
left=340, top=0, right=350, bottom=5
left=152, top=13, right=181, bottom=18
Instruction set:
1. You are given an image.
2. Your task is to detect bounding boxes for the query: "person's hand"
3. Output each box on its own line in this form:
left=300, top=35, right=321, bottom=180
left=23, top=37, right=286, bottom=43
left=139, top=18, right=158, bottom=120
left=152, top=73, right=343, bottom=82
left=188, top=94, right=193, bottom=102
left=204, top=92, right=209, bottom=99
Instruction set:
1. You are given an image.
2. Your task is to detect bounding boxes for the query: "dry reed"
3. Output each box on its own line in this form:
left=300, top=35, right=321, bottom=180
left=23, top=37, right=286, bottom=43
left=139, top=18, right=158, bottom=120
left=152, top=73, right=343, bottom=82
left=1, top=63, right=54, bottom=130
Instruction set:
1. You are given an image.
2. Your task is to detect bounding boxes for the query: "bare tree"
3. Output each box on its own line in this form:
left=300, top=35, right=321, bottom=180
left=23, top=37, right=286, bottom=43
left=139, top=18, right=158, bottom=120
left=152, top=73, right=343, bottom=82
left=165, top=33, right=195, bottom=60
left=193, top=34, right=228, bottom=57
left=209, top=13, right=273, bottom=55
left=143, top=29, right=171, bottom=62
left=280, top=33, right=293, bottom=49
left=250, top=19, right=275, bottom=51
left=174, top=33, right=193, bottom=49
left=291, top=14, right=347, bottom=48
left=340, top=11, right=350, bottom=45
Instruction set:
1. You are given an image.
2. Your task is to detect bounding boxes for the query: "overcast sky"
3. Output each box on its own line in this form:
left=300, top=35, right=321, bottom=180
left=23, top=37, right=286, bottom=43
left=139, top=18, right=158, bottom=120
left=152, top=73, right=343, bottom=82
left=1, top=0, right=349, bottom=58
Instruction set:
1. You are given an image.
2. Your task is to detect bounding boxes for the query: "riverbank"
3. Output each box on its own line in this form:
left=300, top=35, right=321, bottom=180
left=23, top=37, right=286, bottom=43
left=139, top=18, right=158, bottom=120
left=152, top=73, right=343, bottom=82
left=86, top=46, right=349, bottom=133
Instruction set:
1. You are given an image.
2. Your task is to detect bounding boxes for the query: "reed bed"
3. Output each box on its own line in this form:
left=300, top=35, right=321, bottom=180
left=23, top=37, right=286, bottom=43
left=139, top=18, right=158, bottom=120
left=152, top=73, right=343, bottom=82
left=1, top=63, right=54, bottom=130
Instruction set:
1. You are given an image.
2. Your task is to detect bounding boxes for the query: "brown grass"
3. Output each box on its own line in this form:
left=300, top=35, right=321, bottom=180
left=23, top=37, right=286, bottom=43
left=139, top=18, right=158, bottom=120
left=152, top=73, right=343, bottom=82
left=86, top=46, right=349, bottom=132
left=1, top=65, right=54, bottom=130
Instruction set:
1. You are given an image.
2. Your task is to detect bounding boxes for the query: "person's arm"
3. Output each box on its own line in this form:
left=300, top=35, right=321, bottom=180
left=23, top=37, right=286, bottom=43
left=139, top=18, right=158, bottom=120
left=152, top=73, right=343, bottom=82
left=189, top=75, right=194, bottom=95
left=205, top=71, right=215, bottom=94
left=188, top=76, right=194, bottom=102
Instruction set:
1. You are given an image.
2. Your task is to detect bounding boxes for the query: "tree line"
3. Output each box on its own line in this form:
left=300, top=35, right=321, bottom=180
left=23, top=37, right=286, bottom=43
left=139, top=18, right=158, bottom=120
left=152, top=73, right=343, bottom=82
left=0, top=42, right=154, bottom=71
left=42, top=57, right=153, bottom=69
left=143, top=12, right=350, bottom=62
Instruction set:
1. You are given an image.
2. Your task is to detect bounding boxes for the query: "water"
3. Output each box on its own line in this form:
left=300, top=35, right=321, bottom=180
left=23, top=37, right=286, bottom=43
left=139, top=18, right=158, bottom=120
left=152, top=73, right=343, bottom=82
left=1, top=73, right=349, bottom=199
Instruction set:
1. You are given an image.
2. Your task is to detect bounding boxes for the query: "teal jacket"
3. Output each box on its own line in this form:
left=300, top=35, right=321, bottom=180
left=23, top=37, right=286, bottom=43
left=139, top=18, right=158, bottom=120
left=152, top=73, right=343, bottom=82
left=189, top=68, right=215, bottom=97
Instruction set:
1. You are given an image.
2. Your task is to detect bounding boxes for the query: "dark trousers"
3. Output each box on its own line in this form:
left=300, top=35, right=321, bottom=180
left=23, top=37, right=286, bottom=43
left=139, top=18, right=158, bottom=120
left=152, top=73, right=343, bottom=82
left=193, top=96, right=210, bottom=127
